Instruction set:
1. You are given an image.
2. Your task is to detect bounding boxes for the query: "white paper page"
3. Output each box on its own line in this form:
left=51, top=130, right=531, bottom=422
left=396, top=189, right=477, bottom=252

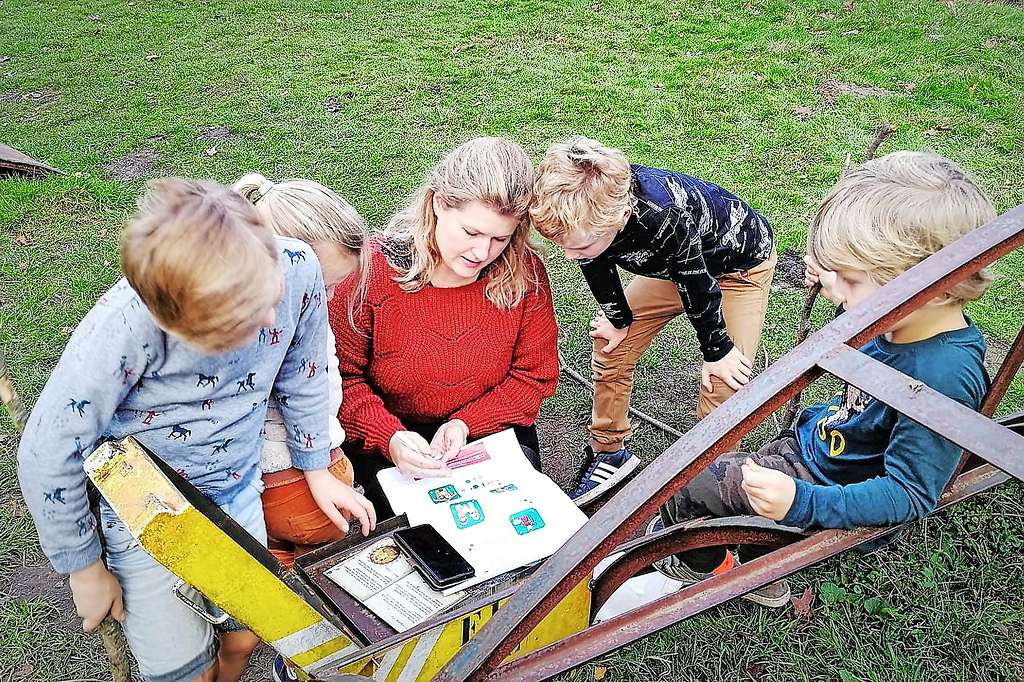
left=363, top=571, right=466, bottom=632
left=324, top=537, right=414, bottom=603
left=378, top=429, right=588, bottom=593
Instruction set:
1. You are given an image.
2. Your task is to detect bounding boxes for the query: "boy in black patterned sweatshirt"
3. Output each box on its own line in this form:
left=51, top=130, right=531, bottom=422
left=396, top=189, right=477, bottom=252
left=531, top=137, right=776, bottom=504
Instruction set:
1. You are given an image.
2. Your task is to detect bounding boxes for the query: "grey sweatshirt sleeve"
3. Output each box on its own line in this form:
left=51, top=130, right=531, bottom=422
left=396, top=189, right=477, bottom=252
left=17, top=299, right=149, bottom=574
left=272, top=262, right=331, bottom=471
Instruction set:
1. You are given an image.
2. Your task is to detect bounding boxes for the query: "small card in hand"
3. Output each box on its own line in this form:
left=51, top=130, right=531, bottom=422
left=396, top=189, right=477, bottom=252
left=446, top=442, right=490, bottom=469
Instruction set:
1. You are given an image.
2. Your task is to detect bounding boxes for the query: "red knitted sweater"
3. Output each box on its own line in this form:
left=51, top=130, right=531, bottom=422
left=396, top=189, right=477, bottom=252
left=328, top=238, right=559, bottom=460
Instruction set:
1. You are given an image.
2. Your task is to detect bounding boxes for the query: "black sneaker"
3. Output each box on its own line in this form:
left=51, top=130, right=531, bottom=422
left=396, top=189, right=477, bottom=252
left=571, top=445, right=640, bottom=506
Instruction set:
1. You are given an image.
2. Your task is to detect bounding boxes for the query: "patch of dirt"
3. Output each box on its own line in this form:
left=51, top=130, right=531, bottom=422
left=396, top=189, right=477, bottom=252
left=0, top=88, right=60, bottom=106
left=104, top=148, right=159, bottom=180
left=775, top=248, right=807, bottom=289
left=818, top=78, right=898, bottom=105
left=198, top=125, right=233, bottom=140
left=0, top=561, right=74, bottom=615
left=537, top=408, right=589, bottom=492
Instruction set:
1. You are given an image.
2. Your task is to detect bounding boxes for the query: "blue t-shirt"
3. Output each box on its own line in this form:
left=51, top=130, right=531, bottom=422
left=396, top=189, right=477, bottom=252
left=784, top=324, right=988, bottom=529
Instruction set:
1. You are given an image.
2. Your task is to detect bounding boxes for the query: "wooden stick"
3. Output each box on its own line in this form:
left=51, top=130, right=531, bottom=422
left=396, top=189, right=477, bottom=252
left=558, top=350, right=685, bottom=440
left=0, top=353, right=133, bottom=682
left=780, top=122, right=896, bottom=428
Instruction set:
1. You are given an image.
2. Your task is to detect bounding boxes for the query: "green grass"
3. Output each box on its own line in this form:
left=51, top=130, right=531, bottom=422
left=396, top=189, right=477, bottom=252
left=2, top=0, right=1023, bottom=679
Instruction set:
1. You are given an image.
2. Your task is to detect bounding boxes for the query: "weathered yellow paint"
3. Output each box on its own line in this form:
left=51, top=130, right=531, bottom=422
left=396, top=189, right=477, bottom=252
left=85, top=438, right=355, bottom=673
left=88, top=437, right=593, bottom=681
left=320, top=577, right=592, bottom=681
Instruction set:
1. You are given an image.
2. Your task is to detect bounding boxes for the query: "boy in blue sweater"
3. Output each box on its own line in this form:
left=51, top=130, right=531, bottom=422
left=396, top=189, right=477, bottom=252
left=17, top=179, right=373, bottom=681
left=652, top=151, right=994, bottom=607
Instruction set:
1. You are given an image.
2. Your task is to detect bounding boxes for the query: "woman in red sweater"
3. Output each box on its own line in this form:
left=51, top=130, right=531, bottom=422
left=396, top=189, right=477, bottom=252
left=328, top=137, right=559, bottom=514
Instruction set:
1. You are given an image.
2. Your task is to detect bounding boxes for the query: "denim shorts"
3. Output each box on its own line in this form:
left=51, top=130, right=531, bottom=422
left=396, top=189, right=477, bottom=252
left=99, top=479, right=267, bottom=682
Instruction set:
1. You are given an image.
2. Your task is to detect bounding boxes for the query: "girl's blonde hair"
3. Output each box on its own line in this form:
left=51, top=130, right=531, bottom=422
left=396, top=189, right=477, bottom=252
left=530, top=136, right=635, bottom=243
left=383, top=137, right=539, bottom=309
left=121, top=177, right=279, bottom=353
left=809, top=151, right=997, bottom=305
left=233, top=173, right=370, bottom=328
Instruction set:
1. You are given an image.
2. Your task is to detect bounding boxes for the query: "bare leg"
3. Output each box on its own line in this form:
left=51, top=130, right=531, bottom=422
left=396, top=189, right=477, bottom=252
left=215, top=629, right=260, bottom=682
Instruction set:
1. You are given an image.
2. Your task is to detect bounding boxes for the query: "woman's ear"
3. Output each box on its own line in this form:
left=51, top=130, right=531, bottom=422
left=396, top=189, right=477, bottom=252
left=431, top=193, right=443, bottom=215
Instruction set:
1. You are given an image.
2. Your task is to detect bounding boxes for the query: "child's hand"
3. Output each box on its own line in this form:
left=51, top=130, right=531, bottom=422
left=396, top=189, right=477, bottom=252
left=740, top=459, right=796, bottom=521
left=701, top=346, right=753, bottom=392
left=590, top=313, right=629, bottom=353
left=803, top=255, right=840, bottom=304
left=431, top=419, right=469, bottom=462
left=303, top=468, right=377, bottom=536
left=389, top=431, right=451, bottom=479
left=69, top=560, right=125, bottom=632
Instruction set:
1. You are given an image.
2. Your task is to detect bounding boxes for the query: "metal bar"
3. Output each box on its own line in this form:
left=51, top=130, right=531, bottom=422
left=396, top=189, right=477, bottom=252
left=818, top=344, right=1024, bottom=481
left=948, top=322, right=1024, bottom=480
left=590, top=520, right=806, bottom=613
left=437, top=205, right=1024, bottom=682
left=486, top=464, right=1011, bottom=681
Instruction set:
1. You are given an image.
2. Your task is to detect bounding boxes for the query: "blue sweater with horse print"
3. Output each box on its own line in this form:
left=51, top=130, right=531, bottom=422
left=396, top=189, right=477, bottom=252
left=17, top=236, right=330, bottom=575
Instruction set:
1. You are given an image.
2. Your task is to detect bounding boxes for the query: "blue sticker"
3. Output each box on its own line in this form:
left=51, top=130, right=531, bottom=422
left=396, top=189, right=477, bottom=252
left=510, top=508, right=545, bottom=535
left=450, top=500, right=485, bottom=529
left=429, top=484, right=460, bottom=504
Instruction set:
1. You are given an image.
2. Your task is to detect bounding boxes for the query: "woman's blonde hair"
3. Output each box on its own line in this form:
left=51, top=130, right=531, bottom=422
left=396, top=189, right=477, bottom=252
left=383, top=137, right=539, bottom=309
left=233, top=173, right=370, bottom=328
left=121, top=177, right=279, bottom=353
left=809, top=151, right=997, bottom=305
left=530, top=136, right=635, bottom=243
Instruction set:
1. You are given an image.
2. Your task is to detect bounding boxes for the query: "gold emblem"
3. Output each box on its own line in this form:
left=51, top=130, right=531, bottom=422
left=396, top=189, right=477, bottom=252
left=370, top=544, right=400, bottom=564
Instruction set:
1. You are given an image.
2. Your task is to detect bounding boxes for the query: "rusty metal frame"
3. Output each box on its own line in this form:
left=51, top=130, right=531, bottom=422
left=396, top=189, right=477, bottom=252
left=433, top=205, right=1024, bottom=681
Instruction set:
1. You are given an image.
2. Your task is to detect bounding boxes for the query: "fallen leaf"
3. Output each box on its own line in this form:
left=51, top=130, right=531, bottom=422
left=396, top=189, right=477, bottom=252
left=793, top=105, right=814, bottom=121
left=983, top=37, right=999, bottom=49
left=593, top=666, right=608, bottom=680
left=146, top=54, right=160, bottom=61
left=901, top=81, right=917, bottom=92
left=14, top=662, right=34, bottom=678
left=744, top=2, right=754, bottom=10
left=923, top=124, right=952, bottom=136
left=591, top=3, right=602, bottom=11
left=743, top=661, right=768, bottom=680
left=13, top=233, right=31, bottom=246
left=205, top=145, right=218, bottom=156
left=88, top=14, right=101, bottom=20
left=791, top=587, right=814, bottom=621
left=843, top=0, right=854, bottom=10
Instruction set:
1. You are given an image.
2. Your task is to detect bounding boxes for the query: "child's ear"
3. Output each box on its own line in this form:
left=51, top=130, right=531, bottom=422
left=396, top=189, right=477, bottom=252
left=621, top=207, right=631, bottom=225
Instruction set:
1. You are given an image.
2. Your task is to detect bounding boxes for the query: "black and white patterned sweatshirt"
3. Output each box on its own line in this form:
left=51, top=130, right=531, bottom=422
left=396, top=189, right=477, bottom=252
left=579, top=164, right=774, bottom=362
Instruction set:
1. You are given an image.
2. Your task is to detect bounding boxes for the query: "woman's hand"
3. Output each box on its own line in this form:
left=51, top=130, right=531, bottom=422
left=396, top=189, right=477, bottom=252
left=701, top=346, right=753, bottom=392
left=303, top=468, right=377, bottom=536
left=590, top=313, right=629, bottom=354
left=69, top=560, right=125, bottom=632
left=389, top=431, right=451, bottom=478
left=430, top=419, right=469, bottom=463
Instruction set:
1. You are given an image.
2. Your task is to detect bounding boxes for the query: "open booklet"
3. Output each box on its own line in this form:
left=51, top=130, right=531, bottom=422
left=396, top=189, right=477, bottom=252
left=377, top=428, right=589, bottom=594
left=324, top=537, right=467, bottom=632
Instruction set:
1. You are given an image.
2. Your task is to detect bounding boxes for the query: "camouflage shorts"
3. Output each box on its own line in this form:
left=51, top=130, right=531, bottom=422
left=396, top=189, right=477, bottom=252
left=661, top=434, right=814, bottom=526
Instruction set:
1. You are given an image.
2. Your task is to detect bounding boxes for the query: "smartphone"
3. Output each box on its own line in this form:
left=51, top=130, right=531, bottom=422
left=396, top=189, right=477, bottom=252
left=393, top=524, right=475, bottom=590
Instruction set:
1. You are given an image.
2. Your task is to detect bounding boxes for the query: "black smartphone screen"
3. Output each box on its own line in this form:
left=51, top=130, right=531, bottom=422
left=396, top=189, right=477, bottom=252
left=393, top=524, right=475, bottom=589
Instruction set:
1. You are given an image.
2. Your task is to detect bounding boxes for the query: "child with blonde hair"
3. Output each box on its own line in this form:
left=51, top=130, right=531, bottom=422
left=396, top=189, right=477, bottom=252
left=652, top=151, right=994, bottom=607
left=18, top=178, right=340, bottom=682
left=333, top=137, right=559, bottom=513
left=233, top=173, right=375, bottom=566
left=530, top=136, right=776, bottom=504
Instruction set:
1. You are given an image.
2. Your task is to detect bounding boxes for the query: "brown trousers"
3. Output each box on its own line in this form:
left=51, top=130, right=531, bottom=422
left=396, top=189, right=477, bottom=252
left=590, top=251, right=777, bottom=451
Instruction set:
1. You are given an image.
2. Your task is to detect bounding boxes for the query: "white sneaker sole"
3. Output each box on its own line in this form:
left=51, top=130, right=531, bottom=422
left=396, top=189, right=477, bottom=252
left=572, top=455, right=641, bottom=507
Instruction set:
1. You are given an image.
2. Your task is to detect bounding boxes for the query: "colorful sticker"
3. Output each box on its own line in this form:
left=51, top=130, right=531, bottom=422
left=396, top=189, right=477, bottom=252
left=489, top=483, right=518, bottom=494
left=510, top=508, right=545, bottom=535
left=450, top=500, right=485, bottom=529
left=429, top=484, right=460, bottom=504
